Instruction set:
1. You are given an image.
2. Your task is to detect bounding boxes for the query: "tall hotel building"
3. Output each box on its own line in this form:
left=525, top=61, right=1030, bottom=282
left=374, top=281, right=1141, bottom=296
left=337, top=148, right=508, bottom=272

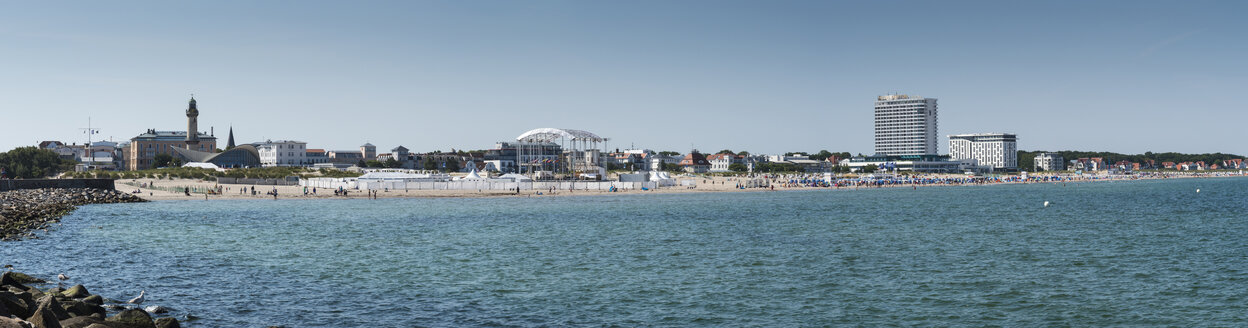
left=874, top=94, right=938, bottom=156
left=948, top=133, right=1018, bottom=170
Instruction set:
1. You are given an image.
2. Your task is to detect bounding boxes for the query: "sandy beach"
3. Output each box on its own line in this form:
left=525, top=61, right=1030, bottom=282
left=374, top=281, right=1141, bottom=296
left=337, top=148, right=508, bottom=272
left=110, top=171, right=1243, bottom=201
left=115, top=176, right=766, bottom=201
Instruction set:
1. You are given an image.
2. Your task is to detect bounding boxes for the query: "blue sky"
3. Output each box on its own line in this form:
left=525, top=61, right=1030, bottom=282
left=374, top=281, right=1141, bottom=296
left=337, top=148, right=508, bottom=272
left=2, top=1, right=1245, bottom=155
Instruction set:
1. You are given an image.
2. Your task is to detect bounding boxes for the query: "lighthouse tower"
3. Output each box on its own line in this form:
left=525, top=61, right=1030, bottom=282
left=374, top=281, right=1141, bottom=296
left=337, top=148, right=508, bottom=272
left=185, top=97, right=200, bottom=148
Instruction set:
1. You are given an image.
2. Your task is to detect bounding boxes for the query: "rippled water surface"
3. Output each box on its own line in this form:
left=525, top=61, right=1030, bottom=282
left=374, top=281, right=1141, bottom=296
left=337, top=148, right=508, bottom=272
left=4, top=177, right=1248, bottom=327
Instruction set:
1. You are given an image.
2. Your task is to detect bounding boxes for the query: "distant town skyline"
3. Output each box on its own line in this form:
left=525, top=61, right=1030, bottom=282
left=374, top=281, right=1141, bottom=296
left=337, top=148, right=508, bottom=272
left=2, top=1, right=1246, bottom=156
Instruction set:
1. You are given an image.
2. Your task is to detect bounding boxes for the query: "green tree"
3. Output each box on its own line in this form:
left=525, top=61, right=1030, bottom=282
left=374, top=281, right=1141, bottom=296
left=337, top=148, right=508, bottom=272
left=152, top=153, right=174, bottom=168
left=728, top=163, right=748, bottom=172
left=659, top=151, right=681, bottom=157
left=736, top=151, right=750, bottom=156
left=810, top=150, right=834, bottom=161
left=384, top=158, right=402, bottom=168
left=423, top=159, right=438, bottom=171
left=0, top=146, right=74, bottom=179
left=716, top=149, right=735, bottom=155
left=364, top=160, right=384, bottom=168
left=444, top=158, right=461, bottom=172
left=862, top=164, right=878, bottom=173
left=662, top=163, right=682, bottom=172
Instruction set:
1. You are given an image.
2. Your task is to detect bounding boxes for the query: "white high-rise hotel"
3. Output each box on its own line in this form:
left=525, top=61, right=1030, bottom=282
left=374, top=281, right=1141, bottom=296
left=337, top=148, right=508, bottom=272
left=874, top=94, right=939, bottom=156
left=948, top=133, right=1018, bottom=170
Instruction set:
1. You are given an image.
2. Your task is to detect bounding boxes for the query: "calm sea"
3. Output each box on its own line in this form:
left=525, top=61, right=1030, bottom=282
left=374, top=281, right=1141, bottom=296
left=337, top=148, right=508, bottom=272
left=4, top=177, right=1247, bottom=327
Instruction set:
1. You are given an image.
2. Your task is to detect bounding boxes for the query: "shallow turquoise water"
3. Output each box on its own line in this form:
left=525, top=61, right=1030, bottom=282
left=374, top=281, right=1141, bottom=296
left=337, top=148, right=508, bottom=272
left=4, top=177, right=1248, bottom=327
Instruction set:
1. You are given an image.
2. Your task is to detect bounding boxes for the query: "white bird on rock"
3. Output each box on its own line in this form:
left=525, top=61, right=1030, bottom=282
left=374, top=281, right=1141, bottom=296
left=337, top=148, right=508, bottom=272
left=128, top=290, right=145, bottom=304
left=58, top=273, right=69, bottom=281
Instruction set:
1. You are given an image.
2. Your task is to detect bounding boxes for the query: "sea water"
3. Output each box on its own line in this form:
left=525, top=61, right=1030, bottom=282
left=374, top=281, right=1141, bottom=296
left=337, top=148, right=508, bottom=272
left=3, top=177, right=1247, bottom=327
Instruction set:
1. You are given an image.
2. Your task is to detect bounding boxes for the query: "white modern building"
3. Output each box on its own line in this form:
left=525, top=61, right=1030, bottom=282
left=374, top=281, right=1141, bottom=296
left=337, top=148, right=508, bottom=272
left=948, top=133, right=1018, bottom=171
left=1034, top=152, right=1064, bottom=172
left=254, top=140, right=309, bottom=167
left=875, top=94, right=939, bottom=156
left=844, top=154, right=990, bottom=174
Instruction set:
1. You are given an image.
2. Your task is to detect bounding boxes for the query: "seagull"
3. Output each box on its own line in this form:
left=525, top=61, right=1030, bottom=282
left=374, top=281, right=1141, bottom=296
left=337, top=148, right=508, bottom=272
left=58, top=273, right=70, bottom=281
left=127, top=290, right=145, bottom=305
left=1196, top=189, right=1201, bottom=193
left=1044, top=201, right=1050, bottom=207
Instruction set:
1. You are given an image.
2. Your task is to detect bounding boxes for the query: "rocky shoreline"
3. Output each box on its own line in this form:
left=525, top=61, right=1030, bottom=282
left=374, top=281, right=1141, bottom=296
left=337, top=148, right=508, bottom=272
left=0, top=188, right=146, bottom=241
left=1, top=271, right=181, bottom=328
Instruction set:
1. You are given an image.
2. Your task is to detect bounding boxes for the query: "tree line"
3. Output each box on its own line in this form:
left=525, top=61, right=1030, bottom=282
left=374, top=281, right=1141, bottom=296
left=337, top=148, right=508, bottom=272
left=0, top=147, right=75, bottom=179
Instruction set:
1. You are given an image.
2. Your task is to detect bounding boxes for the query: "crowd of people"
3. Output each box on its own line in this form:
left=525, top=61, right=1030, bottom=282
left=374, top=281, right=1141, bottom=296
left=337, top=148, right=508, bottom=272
left=745, top=170, right=1248, bottom=189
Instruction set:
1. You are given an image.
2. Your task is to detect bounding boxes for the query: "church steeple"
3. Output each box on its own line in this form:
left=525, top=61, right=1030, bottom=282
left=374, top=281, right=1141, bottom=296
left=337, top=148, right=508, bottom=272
left=226, top=126, right=236, bottom=150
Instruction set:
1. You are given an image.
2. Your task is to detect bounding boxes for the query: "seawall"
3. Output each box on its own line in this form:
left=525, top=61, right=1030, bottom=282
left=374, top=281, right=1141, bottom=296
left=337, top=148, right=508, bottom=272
left=0, top=179, right=115, bottom=191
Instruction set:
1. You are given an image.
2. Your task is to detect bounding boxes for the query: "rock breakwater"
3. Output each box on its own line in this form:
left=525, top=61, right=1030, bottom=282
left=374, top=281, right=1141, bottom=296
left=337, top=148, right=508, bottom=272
left=0, top=188, right=146, bottom=241
left=0, top=271, right=182, bottom=328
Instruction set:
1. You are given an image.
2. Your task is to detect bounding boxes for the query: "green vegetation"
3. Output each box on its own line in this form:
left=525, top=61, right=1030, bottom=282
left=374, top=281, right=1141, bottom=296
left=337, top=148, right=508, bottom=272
left=728, top=163, right=748, bottom=172
left=751, top=162, right=803, bottom=173
left=784, top=150, right=850, bottom=161
left=0, top=146, right=76, bottom=179
left=151, top=153, right=184, bottom=168
left=384, top=158, right=402, bottom=168
left=659, top=151, right=681, bottom=156
left=443, top=158, right=460, bottom=172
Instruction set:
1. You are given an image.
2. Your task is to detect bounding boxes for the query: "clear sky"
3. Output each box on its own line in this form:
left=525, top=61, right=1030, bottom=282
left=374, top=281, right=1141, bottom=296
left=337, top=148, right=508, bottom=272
left=2, top=1, right=1245, bottom=156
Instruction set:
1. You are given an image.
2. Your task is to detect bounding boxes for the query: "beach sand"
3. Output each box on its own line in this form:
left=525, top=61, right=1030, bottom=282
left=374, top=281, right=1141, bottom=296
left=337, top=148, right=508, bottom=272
left=114, top=172, right=1233, bottom=201
left=114, top=176, right=766, bottom=201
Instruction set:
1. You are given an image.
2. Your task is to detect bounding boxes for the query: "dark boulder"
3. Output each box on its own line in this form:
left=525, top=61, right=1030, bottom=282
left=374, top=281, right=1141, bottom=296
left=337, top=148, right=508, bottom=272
left=57, top=316, right=104, bottom=328
left=60, top=286, right=88, bottom=299
left=153, top=318, right=180, bottom=328
left=35, top=295, right=70, bottom=321
left=105, top=309, right=154, bottom=328
left=0, top=272, right=29, bottom=290
left=0, top=316, right=35, bottom=328
left=60, top=300, right=105, bottom=318
left=83, top=325, right=110, bottom=328
left=24, top=300, right=62, bottom=328
left=79, top=295, right=103, bottom=306
left=25, top=288, right=44, bottom=302
left=0, top=291, right=34, bottom=319
left=1, top=272, right=44, bottom=285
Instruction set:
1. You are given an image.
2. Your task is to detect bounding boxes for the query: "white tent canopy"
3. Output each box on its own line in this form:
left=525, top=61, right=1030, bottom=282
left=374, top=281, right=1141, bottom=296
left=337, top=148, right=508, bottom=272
left=516, top=128, right=604, bottom=143
left=456, top=167, right=486, bottom=180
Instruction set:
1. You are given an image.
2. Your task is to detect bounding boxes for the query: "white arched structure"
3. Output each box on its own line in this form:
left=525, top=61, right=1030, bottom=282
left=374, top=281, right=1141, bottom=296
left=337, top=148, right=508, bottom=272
left=515, top=128, right=607, bottom=179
